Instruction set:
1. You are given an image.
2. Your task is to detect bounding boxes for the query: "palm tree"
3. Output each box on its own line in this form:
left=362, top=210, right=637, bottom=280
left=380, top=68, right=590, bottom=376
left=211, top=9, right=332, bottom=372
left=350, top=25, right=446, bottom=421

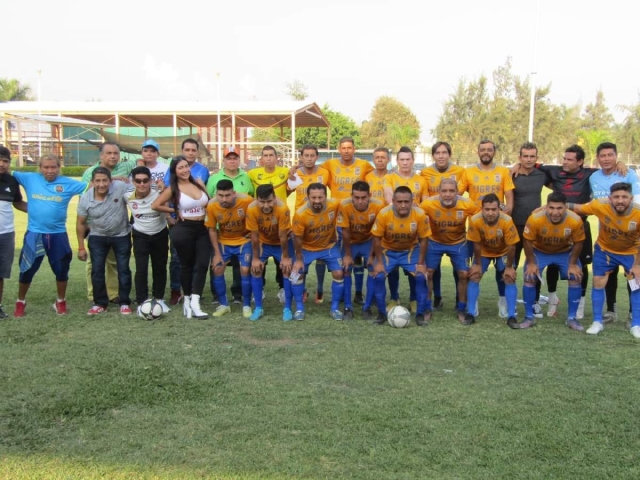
left=0, top=78, right=34, bottom=101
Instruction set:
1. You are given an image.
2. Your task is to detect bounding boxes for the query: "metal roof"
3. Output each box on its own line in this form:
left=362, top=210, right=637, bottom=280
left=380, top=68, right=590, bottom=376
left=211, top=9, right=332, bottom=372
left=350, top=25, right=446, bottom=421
left=0, top=113, right=114, bottom=128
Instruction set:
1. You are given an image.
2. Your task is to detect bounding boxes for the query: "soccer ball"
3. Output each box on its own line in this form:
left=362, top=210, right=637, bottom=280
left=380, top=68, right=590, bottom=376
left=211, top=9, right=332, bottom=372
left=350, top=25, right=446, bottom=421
left=387, top=305, right=411, bottom=328
left=139, top=299, right=163, bottom=320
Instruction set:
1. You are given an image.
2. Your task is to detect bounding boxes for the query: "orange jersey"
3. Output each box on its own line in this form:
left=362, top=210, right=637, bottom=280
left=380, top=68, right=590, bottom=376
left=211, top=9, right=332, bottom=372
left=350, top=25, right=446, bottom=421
left=292, top=198, right=340, bottom=251
left=371, top=205, right=431, bottom=251
left=464, top=164, right=515, bottom=205
left=248, top=166, right=290, bottom=202
left=420, top=164, right=468, bottom=197
left=383, top=172, right=429, bottom=203
left=205, top=194, right=254, bottom=246
left=467, top=212, right=520, bottom=257
left=245, top=199, right=291, bottom=246
left=293, top=167, right=330, bottom=211
left=419, top=196, right=479, bottom=244
left=365, top=170, right=389, bottom=203
left=320, top=158, right=374, bottom=200
left=523, top=209, right=585, bottom=254
left=580, top=199, right=640, bottom=255
left=337, top=198, right=385, bottom=244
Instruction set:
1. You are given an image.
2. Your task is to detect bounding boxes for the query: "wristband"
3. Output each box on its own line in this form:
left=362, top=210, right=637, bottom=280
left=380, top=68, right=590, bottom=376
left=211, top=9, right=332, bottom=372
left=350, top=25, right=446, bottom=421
left=78, top=248, right=86, bottom=252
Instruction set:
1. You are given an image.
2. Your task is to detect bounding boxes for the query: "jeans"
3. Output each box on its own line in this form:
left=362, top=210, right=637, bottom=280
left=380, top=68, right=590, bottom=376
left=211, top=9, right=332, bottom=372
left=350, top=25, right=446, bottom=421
left=170, top=220, right=210, bottom=296
left=132, top=227, right=169, bottom=303
left=88, top=234, right=132, bottom=307
left=169, top=239, right=182, bottom=291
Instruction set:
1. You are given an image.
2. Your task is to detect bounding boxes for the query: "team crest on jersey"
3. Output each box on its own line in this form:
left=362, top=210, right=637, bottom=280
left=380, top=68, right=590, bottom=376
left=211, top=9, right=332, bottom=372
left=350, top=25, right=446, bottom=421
left=456, top=211, right=464, bottom=220
left=630, top=222, right=637, bottom=231
left=308, top=220, right=315, bottom=227
left=494, top=175, right=501, bottom=183
left=473, top=175, right=480, bottom=183
left=496, top=229, right=503, bottom=237
left=564, top=228, right=572, bottom=237
left=604, top=216, right=610, bottom=224
left=279, top=174, right=285, bottom=179
left=217, top=214, right=224, bottom=221
left=257, top=174, right=263, bottom=180
left=355, top=168, right=361, bottom=176
left=435, top=210, right=441, bottom=218
left=237, top=209, right=245, bottom=218
left=541, top=228, right=548, bottom=235
left=336, top=167, right=341, bottom=174
left=317, top=176, right=323, bottom=182
left=257, top=217, right=264, bottom=225
left=414, top=182, right=420, bottom=191
left=388, top=223, right=394, bottom=231
left=131, top=203, right=138, bottom=210
left=410, top=222, right=417, bottom=232
left=55, top=185, right=64, bottom=192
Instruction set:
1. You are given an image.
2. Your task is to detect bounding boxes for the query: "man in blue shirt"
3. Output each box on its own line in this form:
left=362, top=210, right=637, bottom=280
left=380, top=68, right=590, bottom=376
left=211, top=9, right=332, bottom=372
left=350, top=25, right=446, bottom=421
left=13, top=154, right=87, bottom=317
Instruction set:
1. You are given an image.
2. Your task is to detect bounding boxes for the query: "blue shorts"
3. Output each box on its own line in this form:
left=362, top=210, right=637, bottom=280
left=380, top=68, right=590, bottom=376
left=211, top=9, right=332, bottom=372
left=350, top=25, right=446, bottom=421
left=18, top=232, right=72, bottom=283
left=259, top=239, right=294, bottom=263
left=480, top=255, right=509, bottom=273
left=592, top=243, right=634, bottom=277
left=380, top=247, right=420, bottom=275
left=302, top=244, right=343, bottom=272
left=343, top=238, right=372, bottom=273
left=531, top=248, right=581, bottom=280
left=427, top=239, right=469, bottom=272
left=219, top=242, right=252, bottom=267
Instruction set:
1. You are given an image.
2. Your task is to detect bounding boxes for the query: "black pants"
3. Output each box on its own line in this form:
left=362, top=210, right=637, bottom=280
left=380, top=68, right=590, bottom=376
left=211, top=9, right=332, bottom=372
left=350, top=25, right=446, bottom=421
left=262, top=257, right=284, bottom=288
left=170, top=220, right=210, bottom=296
left=132, top=227, right=169, bottom=303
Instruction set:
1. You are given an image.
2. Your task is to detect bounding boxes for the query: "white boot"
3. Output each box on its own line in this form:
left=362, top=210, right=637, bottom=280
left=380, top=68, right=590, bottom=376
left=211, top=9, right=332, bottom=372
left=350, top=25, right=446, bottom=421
left=183, top=295, right=192, bottom=318
left=190, top=294, right=208, bottom=319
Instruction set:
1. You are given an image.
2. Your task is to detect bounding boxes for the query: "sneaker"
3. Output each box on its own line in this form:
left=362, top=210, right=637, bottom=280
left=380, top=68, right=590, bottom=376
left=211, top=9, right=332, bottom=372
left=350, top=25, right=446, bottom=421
left=211, top=294, right=220, bottom=306
left=14, top=300, right=26, bottom=318
left=277, top=288, right=286, bottom=304
left=567, top=319, right=585, bottom=332
left=109, top=296, right=121, bottom=305
left=603, top=311, right=617, bottom=324
left=169, top=289, right=183, bottom=306
left=547, top=293, right=559, bottom=316
left=213, top=305, right=231, bottom=317
left=343, top=308, right=354, bottom=320
left=532, top=303, right=543, bottom=319
left=506, top=316, right=519, bottom=329
left=373, top=312, right=387, bottom=325
left=53, top=299, right=67, bottom=315
left=387, top=299, right=400, bottom=310
left=518, top=318, right=535, bottom=329
left=538, top=295, right=549, bottom=305
left=233, top=296, right=242, bottom=305
left=461, top=313, right=475, bottom=326
left=249, top=307, right=264, bottom=321
left=362, top=308, right=375, bottom=321
left=120, top=305, right=132, bottom=315
left=242, top=306, right=252, bottom=318
left=433, top=297, right=444, bottom=311
left=0, top=305, right=7, bottom=319
left=576, top=297, right=585, bottom=320
left=87, top=305, right=106, bottom=315
left=294, top=310, right=305, bottom=321
left=315, top=291, right=324, bottom=304
left=282, top=308, right=293, bottom=321
left=354, top=292, right=364, bottom=305
left=156, top=299, right=170, bottom=313
left=585, top=321, right=603, bottom=335
left=409, top=300, right=417, bottom=313
left=457, top=310, right=466, bottom=323
left=630, top=326, right=640, bottom=338
left=415, top=313, right=428, bottom=327
left=498, top=297, right=508, bottom=318
left=330, top=309, right=343, bottom=321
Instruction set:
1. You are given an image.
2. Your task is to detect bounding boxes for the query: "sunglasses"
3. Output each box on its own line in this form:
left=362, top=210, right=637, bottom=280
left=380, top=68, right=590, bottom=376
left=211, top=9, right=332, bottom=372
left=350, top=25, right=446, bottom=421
left=133, top=178, right=150, bottom=184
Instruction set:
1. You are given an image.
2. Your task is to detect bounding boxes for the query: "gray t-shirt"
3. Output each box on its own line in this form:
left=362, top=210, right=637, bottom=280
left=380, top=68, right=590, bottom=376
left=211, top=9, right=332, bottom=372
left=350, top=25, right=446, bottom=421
left=77, top=180, right=131, bottom=237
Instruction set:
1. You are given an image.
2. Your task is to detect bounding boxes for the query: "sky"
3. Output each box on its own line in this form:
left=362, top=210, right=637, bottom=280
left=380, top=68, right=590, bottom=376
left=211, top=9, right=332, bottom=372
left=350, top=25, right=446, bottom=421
left=2, top=0, right=638, bottom=144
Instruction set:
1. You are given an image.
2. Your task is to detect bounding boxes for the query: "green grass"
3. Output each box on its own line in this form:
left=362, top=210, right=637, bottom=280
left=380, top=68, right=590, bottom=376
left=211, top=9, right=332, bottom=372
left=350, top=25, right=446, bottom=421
left=2, top=192, right=640, bottom=479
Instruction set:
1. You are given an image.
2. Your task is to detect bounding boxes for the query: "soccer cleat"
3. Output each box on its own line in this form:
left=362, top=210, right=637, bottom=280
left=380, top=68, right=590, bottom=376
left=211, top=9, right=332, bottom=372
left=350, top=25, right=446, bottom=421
left=373, top=312, right=387, bottom=325
left=156, top=299, right=170, bottom=313
left=498, top=297, right=508, bottom=318
left=249, top=307, right=264, bottom=321
left=362, top=308, right=375, bottom=321
left=547, top=292, right=559, bottom=316
left=233, top=296, right=242, bottom=305
left=461, top=313, right=475, bottom=326
left=169, top=289, right=183, bottom=305
left=603, top=311, right=617, bottom=324
left=518, top=318, right=535, bottom=329
left=282, top=308, right=293, bottom=321
left=330, top=309, right=343, bottom=321
left=87, top=305, right=106, bottom=315
left=567, top=319, right=585, bottom=332
left=532, top=303, right=543, bottom=319
left=387, top=299, right=400, bottom=310
left=53, top=300, right=67, bottom=315
left=343, top=308, right=354, bottom=320
left=630, top=326, right=640, bottom=338
left=409, top=300, right=417, bottom=313
left=120, top=305, right=132, bottom=315
left=415, top=313, right=428, bottom=327
left=242, top=306, right=252, bottom=318
left=576, top=297, right=586, bottom=320
left=0, top=305, right=7, bottom=319
left=293, top=310, right=305, bottom=321
left=433, top=297, right=444, bottom=310
left=457, top=310, right=466, bottom=323
left=277, top=288, right=286, bottom=304
left=14, top=300, right=26, bottom=318
left=585, top=321, right=603, bottom=335
left=354, top=292, right=364, bottom=305
left=506, top=316, right=519, bottom=329
left=538, top=295, right=549, bottom=305
left=213, top=305, right=231, bottom=317
left=315, top=291, right=324, bottom=304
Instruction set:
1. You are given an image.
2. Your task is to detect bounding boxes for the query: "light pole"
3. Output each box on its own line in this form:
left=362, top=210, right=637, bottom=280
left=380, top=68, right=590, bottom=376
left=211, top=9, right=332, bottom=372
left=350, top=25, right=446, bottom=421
left=527, top=0, right=541, bottom=142
left=37, top=69, right=42, bottom=157
left=216, top=72, right=222, bottom=169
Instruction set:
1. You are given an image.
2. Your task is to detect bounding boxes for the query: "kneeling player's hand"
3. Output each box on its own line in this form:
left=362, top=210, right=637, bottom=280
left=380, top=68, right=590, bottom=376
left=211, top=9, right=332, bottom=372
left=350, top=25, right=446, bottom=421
left=280, top=257, right=292, bottom=276
left=568, top=264, right=583, bottom=281
left=251, top=258, right=264, bottom=276
left=503, top=266, right=517, bottom=283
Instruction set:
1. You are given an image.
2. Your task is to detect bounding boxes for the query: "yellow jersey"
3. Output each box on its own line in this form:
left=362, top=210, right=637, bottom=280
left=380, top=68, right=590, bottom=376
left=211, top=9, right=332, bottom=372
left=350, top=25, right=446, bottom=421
left=467, top=212, right=520, bottom=257
left=320, top=158, right=374, bottom=200
left=383, top=172, right=429, bottom=204
left=293, top=167, right=330, bottom=211
left=419, top=196, right=479, bottom=244
left=245, top=199, right=291, bottom=246
left=580, top=199, right=640, bottom=255
left=420, top=163, right=468, bottom=197
left=365, top=170, right=389, bottom=203
left=205, top=194, right=254, bottom=246
left=248, top=166, right=290, bottom=202
left=371, top=205, right=431, bottom=251
left=337, top=198, right=385, bottom=244
left=464, top=164, right=515, bottom=206
left=291, top=198, right=340, bottom=251
left=523, top=209, right=585, bottom=254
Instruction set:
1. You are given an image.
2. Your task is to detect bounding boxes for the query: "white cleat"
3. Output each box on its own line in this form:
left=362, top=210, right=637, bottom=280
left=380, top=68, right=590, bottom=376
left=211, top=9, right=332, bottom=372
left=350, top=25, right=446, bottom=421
left=576, top=297, right=585, bottom=320
left=630, top=326, right=640, bottom=338
left=586, top=322, right=604, bottom=335
left=547, top=292, right=559, bottom=317
left=497, top=297, right=507, bottom=318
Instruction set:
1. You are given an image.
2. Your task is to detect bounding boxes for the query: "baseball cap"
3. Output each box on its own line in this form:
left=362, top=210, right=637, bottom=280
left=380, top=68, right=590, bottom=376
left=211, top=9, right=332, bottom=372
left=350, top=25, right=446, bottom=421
left=224, top=146, right=240, bottom=158
left=142, top=139, right=160, bottom=151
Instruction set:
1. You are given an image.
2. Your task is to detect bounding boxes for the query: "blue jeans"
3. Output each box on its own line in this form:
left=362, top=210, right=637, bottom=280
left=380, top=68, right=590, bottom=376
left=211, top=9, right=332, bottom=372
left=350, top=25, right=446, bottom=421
left=88, top=234, right=132, bottom=307
left=169, top=241, right=182, bottom=290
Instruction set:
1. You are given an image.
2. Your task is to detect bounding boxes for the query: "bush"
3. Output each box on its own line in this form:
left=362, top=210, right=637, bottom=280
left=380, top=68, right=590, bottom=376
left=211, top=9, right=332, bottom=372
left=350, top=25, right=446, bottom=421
left=12, top=165, right=89, bottom=176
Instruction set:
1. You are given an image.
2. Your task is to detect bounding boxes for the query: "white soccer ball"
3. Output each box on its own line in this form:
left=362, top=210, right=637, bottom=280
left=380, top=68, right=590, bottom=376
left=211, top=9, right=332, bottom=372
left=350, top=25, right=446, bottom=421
left=139, top=299, right=163, bottom=320
left=387, top=305, right=411, bottom=328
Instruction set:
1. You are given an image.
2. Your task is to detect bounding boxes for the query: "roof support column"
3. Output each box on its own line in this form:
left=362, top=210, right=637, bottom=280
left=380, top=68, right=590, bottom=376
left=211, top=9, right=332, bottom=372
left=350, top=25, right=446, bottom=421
left=173, top=112, right=178, bottom=155
left=291, top=110, right=296, bottom=167
left=115, top=113, right=120, bottom=135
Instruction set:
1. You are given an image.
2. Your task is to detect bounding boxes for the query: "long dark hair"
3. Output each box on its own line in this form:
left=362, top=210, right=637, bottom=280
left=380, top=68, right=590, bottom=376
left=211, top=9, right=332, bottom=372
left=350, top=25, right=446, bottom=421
left=169, top=156, right=208, bottom=215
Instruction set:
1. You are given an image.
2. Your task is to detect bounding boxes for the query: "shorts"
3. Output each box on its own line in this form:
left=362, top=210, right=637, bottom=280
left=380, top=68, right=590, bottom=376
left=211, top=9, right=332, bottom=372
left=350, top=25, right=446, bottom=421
left=480, top=255, right=508, bottom=273
left=258, top=239, right=294, bottom=263
left=0, top=231, right=15, bottom=278
left=342, top=238, right=373, bottom=273
left=379, top=247, right=421, bottom=275
left=529, top=248, right=581, bottom=281
left=301, top=244, right=343, bottom=272
left=18, top=232, right=72, bottom=283
left=427, top=239, right=469, bottom=272
left=592, top=243, right=634, bottom=277
left=218, top=242, right=252, bottom=268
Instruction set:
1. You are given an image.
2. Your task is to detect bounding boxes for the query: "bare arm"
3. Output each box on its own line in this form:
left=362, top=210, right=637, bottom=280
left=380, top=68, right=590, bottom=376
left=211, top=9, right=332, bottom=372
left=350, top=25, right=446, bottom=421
left=76, top=215, right=89, bottom=261
left=503, top=189, right=514, bottom=214
left=12, top=200, right=27, bottom=213
left=151, top=188, right=175, bottom=214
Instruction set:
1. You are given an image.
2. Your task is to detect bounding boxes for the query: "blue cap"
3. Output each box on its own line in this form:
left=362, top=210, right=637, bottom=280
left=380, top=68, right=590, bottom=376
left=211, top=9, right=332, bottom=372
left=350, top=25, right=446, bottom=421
left=142, top=139, right=160, bottom=151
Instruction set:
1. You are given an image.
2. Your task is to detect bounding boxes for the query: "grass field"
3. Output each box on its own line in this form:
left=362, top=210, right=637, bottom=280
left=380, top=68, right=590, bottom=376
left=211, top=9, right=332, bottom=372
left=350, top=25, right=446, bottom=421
left=1, top=189, right=640, bottom=479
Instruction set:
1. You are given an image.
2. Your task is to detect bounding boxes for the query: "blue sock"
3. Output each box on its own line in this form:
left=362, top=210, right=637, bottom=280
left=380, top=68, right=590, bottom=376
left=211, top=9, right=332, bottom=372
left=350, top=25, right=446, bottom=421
left=283, top=277, right=292, bottom=310
left=592, top=287, right=605, bottom=323
left=354, top=266, right=364, bottom=293
left=415, top=273, right=428, bottom=314
left=496, top=269, right=506, bottom=296
left=631, top=290, right=640, bottom=327
left=315, top=262, right=326, bottom=293
left=331, top=279, right=344, bottom=311
left=432, top=266, right=442, bottom=297
left=374, top=274, right=387, bottom=313
left=343, top=273, right=353, bottom=309
left=409, top=274, right=416, bottom=301
left=388, top=269, right=399, bottom=300
left=251, top=276, right=263, bottom=309
left=241, top=275, right=252, bottom=307
left=523, top=284, right=536, bottom=318
left=567, top=284, right=581, bottom=319
left=214, top=275, right=228, bottom=306
left=467, top=281, right=480, bottom=315
left=291, top=281, right=305, bottom=312
left=505, top=283, right=517, bottom=317
left=363, top=274, right=375, bottom=311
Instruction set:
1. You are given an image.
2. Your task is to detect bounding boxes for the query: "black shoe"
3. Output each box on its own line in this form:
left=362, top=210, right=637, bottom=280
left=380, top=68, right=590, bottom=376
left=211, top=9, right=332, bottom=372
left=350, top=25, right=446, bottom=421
left=109, top=296, right=121, bottom=305
left=461, top=313, right=475, bottom=326
left=354, top=292, right=364, bottom=305
left=373, top=312, right=387, bottom=325
left=343, top=308, right=354, bottom=320
left=507, top=316, right=519, bottom=329
left=415, top=313, right=428, bottom=327
left=233, top=296, right=242, bottom=305
left=362, top=308, right=375, bottom=321
left=433, top=296, right=444, bottom=310
left=0, top=305, right=7, bottom=319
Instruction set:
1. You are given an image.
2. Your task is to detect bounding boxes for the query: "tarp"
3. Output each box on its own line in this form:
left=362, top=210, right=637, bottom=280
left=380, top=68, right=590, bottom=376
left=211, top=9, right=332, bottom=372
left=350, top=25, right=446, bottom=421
left=84, top=132, right=211, bottom=159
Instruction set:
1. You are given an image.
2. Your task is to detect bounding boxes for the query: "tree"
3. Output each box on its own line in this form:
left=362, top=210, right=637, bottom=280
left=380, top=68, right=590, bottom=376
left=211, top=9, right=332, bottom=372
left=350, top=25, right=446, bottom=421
left=0, top=78, right=34, bottom=101
left=617, top=96, right=640, bottom=163
left=360, top=96, right=421, bottom=150
left=285, top=80, right=308, bottom=101
left=582, top=90, right=614, bottom=131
